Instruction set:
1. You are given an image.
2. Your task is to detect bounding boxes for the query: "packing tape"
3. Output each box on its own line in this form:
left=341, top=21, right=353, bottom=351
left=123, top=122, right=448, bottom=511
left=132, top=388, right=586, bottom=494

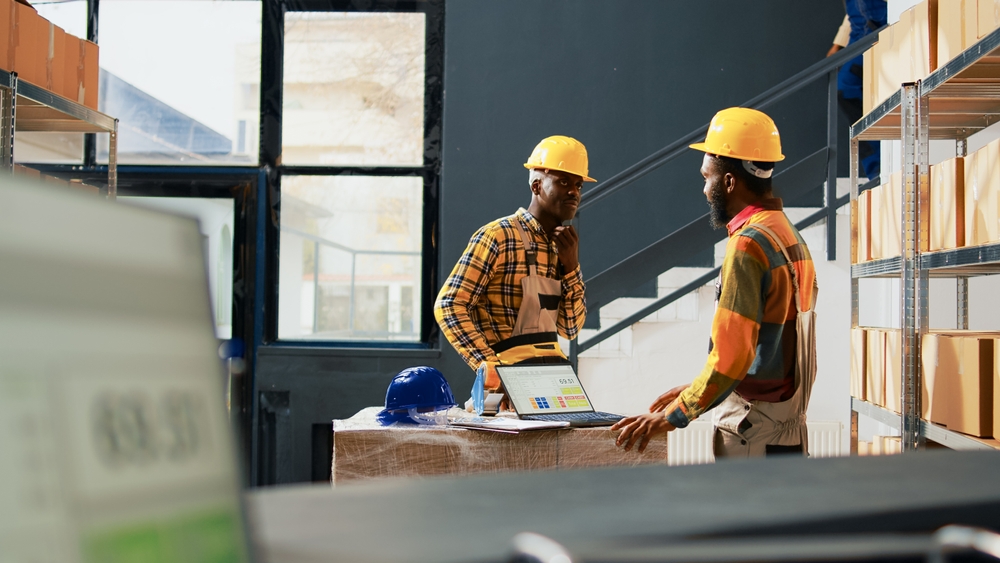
left=77, top=41, right=86, bottom=105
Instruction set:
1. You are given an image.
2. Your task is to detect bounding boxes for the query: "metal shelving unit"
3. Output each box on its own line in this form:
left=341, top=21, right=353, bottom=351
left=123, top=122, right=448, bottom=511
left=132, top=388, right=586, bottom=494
left=0, top=68, right=118, bottom=197
left=849, top=26, right=1000, bottom=454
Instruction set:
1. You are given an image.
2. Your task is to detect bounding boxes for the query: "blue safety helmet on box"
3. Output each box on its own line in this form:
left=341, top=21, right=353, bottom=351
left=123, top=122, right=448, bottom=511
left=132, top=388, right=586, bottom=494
left=376, top=366, right=457, bottom=426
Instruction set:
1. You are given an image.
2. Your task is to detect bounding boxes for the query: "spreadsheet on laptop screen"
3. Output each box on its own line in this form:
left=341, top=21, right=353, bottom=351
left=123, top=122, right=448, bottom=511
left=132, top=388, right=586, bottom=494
left=497, top=365, right=595, bottom=414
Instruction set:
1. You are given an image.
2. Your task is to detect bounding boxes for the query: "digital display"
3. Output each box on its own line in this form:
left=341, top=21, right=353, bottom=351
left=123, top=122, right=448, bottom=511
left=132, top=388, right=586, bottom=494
left=496, top=365, right=595, bottom=414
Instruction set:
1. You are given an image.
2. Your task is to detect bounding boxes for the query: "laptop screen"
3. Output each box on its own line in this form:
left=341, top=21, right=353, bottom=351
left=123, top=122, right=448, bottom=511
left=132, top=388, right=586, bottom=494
left=496, top=364, right=596, bottom=415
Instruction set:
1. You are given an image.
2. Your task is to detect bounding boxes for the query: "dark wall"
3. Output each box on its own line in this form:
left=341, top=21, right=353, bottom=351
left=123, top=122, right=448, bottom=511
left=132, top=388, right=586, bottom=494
left=254, top=0, right=846, bottom=485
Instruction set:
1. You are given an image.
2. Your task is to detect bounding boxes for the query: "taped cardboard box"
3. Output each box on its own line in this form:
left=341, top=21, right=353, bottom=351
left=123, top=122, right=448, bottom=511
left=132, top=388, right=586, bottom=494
left=938, top=0, right=979, bottom=64
left=867, top=328, right=885, bottom=407
left=870, top=183, right=884, bottom=259
left=63, top=35, right=99, bottom=109
left=964, top=138, right=1000, bottom=246
left=851, top=327, right=867, bottom=400
left=884, top=329, right=902, bottom=413
left=910, top=0, right=939, bottom=79
left=46, top=23, right=66, bottom=96
left=922, top=331, right=996, bottom=437
left=12, top=2, right=46, bottom=87
left=863, top=46, right=875, bottom=115
left=930, top=156, right=965, bottom=251
left=0, top=0, right=13, bottom=72
left=874, top=24, right=901, bottom=109
left=878, top=171, right=903, bottom=259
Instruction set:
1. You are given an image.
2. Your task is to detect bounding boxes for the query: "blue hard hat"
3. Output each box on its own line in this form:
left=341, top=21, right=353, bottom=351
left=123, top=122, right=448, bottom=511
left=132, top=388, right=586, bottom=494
left=376, top=366, right=456, bottom=426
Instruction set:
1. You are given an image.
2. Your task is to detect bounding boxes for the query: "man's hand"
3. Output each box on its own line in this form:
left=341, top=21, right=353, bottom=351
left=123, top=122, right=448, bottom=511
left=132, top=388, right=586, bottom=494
left=552, top=225, right=579, bottom=272
left=612, top=413, right=675, bottom=453
left=826, top=44, right=843, bottom=57
left=649, top=384, right=689, bottom=413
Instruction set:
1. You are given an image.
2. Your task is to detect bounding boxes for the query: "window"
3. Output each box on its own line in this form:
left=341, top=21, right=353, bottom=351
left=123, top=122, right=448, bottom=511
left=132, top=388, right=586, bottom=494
left=278, top=176, right=422, bottom=341
left=96, top=0, right=262, bottom=165
left=273, top=3, right=440, bottom=345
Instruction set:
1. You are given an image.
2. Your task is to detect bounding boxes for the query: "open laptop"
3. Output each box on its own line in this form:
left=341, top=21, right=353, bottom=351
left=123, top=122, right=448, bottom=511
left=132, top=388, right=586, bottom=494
left=496, top=364, right=624, bottom=427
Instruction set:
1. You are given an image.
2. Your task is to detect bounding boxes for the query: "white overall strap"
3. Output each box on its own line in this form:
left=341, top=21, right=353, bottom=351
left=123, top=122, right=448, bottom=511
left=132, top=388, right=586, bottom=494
left=512, top=220, right=538, bottom=277
left=748, top=223, right=808, bottom=313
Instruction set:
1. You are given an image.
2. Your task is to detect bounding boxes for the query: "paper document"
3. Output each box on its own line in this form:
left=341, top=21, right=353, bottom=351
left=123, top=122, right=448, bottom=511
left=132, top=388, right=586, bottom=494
left=450, top=417, right=570, bottom=433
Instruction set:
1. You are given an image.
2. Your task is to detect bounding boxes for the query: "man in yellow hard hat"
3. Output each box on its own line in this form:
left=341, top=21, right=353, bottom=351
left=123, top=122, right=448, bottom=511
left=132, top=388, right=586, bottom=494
left=612, top=108, right=819, bottom=458
left=434, top=136, right=593, bottom=411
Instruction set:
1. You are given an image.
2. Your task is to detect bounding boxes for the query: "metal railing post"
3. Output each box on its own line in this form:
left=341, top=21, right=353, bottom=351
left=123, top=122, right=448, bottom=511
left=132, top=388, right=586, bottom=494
left=312, top=240, right=320, bottom=333
left=826, top=69, right=839, bottom=260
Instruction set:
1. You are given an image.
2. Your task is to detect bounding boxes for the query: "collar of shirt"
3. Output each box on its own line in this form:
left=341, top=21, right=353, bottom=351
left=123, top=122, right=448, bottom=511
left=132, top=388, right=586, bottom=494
left=726, top=198, right=784, bottom=236
left=516, top=207, right=547, bottom=238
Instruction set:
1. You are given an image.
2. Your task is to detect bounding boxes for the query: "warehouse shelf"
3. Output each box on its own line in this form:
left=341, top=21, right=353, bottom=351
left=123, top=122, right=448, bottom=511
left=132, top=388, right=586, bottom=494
left=0, top=68, right=118, bottom=197
left=849, top=24, right=1000, bottom=453
left=852, top=243, right=1000, bottom=278
left=853, top=26, right=1000, bottom=142
left=851, top=398, right=1000, bottom=452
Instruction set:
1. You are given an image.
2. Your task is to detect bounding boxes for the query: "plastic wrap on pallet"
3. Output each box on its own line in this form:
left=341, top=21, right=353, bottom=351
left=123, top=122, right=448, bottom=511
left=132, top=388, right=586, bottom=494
left=331, top=407, right=669, bottom=485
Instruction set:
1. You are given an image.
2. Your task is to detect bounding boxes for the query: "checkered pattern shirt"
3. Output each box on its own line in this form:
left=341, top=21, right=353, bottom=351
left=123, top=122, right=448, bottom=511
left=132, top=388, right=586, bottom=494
left=666, top=199, right=817, bottom=428
left=434, top=208, right=587, bottom=371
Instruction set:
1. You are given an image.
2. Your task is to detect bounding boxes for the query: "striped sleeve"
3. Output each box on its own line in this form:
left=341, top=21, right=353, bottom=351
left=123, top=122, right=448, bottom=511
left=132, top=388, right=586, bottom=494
left=666, top=234, right=769, bottom=428
left=433, top=226, right=502, bottom=370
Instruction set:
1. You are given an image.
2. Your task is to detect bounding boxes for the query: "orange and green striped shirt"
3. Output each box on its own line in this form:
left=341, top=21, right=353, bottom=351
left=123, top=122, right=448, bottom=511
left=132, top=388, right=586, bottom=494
left=666, top=199, right=817, bottom=428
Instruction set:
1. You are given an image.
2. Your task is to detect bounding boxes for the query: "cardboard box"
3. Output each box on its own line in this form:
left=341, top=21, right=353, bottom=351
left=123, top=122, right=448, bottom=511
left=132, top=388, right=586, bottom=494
left=863, top=46, right=876, bottom=115
left=63, top=35, right=100, bottom=109
left=885, top=329, right=902, bottom=413
left=46, top=23, right=66, bottom=95
left=0, top=0, right=13, bottom=72
left=80, top=38, right=98, bottom=109
left=922, top=331, right=996, bottom=437
left=879, top=171, right=903, bottom=259
left=911, top=0, right=939, bottom=78
left=867, top=329, right=886, bottom=406
left=994, top=340, right=1000, bottom=440
left=856, top=190, right=872, bottom=263
left=870, top=183, right=884, bottom=259
left=980, top=0, right=1000, bottom=37
left=939, top=0, right=979, bottom=64
left=12, top=2, right=47, bottom=88
left=930, top=157, right=966, bottom=251
left=965, top=139, right=1000, bottom=246
left=851, top=327, right=867, bottom=400
left=875, top=24, right=900, bottom=109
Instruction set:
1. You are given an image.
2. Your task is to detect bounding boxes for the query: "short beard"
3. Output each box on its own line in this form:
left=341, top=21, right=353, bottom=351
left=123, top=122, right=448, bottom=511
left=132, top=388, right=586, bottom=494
left=708, top=179, right=730, bottom=230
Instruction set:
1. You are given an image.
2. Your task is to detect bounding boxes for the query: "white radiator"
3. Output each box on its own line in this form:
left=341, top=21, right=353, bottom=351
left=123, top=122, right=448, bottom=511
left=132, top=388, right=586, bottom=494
left=667, top=420, right=844, bottom=465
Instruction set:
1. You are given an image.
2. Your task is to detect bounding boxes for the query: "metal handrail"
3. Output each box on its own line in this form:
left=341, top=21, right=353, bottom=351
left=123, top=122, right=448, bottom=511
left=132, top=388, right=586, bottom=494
left=578, top=31, right=880, bottom=212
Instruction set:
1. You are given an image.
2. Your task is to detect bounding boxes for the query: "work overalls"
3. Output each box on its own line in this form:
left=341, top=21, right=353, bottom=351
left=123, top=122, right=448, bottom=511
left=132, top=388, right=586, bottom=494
left=712, top=224, right=818, bottom=458
left=490, top=220, right=568, bottom=366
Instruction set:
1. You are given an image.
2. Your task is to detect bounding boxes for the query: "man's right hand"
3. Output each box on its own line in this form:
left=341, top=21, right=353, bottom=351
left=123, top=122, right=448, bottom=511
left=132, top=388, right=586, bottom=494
left=649, top=384, right=689, bottom=413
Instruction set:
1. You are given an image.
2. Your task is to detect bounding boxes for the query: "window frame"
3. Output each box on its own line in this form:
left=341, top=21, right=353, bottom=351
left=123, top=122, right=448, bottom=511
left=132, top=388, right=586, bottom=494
left=261, top=0, right=443, bottom=347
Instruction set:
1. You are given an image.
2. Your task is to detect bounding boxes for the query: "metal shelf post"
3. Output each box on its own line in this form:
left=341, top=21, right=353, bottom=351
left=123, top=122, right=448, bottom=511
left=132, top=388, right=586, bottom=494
left=1, top=73, right=15, bottom=172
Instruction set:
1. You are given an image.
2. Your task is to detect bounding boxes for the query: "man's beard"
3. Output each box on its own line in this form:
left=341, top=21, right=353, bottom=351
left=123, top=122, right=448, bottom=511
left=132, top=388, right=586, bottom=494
left=708, top=179, right=730, bottom=229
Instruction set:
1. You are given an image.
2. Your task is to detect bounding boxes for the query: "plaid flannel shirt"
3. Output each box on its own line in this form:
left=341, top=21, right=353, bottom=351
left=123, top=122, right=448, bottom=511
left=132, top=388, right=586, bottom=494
left=434, top=208, right=587, bottom=371
left=666, top=199, right=817, bottom=428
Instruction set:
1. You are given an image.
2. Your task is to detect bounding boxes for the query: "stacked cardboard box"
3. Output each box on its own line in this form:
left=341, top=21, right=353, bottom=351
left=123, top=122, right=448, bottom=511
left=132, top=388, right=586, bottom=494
left=866, top=329, right=886, bottom=407
left=0, top=0, right=99, bottom=109
left=868, top=171, right=903, bottom=260
left=851, top=327, right=867, bottom=400
left=979, top=0, right=1000, bottom=37
left=931, top=157, right=966, bottom=250
left=965, top=138, right=1000, bottom=246
left=938, top=0, right=981, bottom=64
left=856, top=189, right=872, bottom=263
left=921, top=331, right=996, bottom=438
left=866, top=0, right=939, bottom=113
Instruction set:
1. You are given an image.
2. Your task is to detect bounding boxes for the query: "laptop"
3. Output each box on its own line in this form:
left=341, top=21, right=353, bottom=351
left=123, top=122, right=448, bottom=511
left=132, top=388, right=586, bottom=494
left=496, top=364, right=624, bottom=427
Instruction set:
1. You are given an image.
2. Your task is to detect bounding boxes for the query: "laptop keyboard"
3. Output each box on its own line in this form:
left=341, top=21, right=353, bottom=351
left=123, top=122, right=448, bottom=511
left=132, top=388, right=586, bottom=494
left=523, top=412, right=623, bottom=422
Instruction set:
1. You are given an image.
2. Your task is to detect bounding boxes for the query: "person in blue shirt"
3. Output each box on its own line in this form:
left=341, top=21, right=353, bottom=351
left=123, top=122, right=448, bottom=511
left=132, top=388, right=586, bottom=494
left=828, top=0, right=887, bottom=181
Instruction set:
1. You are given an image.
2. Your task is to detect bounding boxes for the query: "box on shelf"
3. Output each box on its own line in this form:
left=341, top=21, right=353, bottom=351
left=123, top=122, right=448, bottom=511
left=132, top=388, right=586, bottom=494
left=994, top=340, right=1000, bottom=440
left=874, top=22, right=901, bottom=110
left=938, top=0, right=979, bottom=64
left=851, top=327, right=867, bottom=400
left=62, top=35, right=100, bottom=110
left=12, top=1, right=47, bottom=88
left=863, top=46, right=876, bottom=115
left=866, top=329, right=886, bottom=407
left=979, top=0, right=1000, bottom=38
left=922, top=331, right=995, bottom=437
left=0, top=0, right=11, bottom=71
left=964, top=138, right=1000, bottom=246
left=908, top=0, right=939, bottom=80
left=874, top=171, right=902, bottom=259
left=46, top=23, right=66, bottom=96
left=870, top=183, right=884, bottom=259
left=857, top=189, right=872, bottom=262
left=930, top=156, right=966, bottom=251
left=884, top=329, right=902, bottom=413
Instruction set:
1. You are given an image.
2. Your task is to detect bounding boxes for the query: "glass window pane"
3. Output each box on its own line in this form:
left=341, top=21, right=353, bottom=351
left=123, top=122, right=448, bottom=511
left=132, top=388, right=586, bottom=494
left=119, top=197, right=235, bottom=340
left=96, top=0, right=261, bottom=165
left=279, top=176, right=423, bottom=341
left=282, top=12, right=425, bottom=166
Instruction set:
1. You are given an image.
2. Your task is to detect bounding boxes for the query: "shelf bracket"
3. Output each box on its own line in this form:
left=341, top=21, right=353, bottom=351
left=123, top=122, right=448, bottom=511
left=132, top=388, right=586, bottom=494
left=0, top=75, right=15, bottom=172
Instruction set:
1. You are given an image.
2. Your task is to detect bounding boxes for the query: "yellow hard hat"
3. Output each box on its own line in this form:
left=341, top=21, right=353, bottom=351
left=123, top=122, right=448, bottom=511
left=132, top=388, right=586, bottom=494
left=689, top=107, right=785, bottom=162
left=523, top=135, right=597, bottom=182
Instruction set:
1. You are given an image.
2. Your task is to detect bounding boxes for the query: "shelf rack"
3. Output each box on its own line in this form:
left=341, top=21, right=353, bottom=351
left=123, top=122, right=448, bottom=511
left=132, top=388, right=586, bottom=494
left=0, top=69, right=119, bottom=198
left=849, top=25, right=1000, bottom=454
